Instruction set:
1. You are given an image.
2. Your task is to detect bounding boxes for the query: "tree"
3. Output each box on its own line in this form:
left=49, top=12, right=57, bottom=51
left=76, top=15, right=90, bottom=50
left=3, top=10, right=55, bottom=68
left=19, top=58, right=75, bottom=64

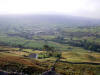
left=43, top=45, right=50, bottom=51
left=43, top=45, right=55, bottom=52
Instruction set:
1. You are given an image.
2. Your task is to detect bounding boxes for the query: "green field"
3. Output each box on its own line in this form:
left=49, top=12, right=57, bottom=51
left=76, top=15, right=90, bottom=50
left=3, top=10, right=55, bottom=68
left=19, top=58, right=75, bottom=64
left=0, top=25, right=100, bottom=75
left=0, top=26, right=100, bottom=51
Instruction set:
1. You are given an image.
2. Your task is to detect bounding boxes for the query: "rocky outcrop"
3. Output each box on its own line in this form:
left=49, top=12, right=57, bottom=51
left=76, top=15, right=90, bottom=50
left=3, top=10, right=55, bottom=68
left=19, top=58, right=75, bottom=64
left=42, top=67, right=60, bottom=75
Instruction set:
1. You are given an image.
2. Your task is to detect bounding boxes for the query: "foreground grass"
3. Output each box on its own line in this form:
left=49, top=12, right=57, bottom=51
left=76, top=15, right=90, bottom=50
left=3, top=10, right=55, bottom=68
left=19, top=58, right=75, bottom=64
left=0, top=46, right=100, bottom=75
left=0, top=53, right=100, bottom=75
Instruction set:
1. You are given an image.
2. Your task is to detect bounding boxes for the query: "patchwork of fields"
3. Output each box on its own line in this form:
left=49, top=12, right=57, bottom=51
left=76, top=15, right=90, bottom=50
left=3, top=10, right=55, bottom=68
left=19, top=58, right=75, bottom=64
left=0, top=23, right=100, bottom=75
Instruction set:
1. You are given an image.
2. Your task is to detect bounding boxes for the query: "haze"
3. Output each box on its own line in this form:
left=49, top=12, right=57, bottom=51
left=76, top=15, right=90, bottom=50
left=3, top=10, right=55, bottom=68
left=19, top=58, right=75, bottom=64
left=0, top=0, right=100, bottom=19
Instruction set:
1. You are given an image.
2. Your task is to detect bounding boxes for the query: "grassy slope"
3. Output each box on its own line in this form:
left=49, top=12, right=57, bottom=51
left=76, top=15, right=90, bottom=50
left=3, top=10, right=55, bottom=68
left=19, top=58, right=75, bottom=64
left=0, top=46, right=100, bottom=75
left=0, top=26, right=100, bottom=74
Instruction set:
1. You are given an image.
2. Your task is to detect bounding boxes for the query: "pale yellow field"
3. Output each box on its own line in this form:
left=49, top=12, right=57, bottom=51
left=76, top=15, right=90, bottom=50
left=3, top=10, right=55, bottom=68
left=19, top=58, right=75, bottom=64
left=0, top=46, right=100, bottom=63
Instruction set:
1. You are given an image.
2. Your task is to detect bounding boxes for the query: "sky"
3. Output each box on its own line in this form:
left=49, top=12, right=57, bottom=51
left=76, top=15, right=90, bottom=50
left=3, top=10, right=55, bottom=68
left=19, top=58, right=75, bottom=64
left=0, top=0, right=100, bottom=19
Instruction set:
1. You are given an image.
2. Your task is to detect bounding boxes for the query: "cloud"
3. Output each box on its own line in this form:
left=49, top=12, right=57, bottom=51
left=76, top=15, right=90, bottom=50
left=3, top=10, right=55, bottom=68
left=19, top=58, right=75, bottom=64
left=0, top=0, right=100, bottom=19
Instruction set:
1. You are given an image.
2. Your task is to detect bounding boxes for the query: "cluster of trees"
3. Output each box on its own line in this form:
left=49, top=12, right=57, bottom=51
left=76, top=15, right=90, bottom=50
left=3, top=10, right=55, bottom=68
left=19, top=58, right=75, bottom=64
left=42, top=45, right=62, bottom=58
left=43, top=45, right=55, bottom=52
left=67, top=40, right=100, bottom=52
left=51, top=34, right=100, bottom=52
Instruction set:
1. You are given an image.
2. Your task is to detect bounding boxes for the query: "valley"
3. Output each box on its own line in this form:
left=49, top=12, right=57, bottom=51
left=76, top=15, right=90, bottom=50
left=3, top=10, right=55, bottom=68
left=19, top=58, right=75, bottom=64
left=0, top=15, right=100, bottom=75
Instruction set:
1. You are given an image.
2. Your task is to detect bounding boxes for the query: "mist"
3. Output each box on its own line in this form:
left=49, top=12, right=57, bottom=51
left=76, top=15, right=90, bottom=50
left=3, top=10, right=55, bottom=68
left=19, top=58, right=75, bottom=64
left=0, top=0, right=100, bottom=19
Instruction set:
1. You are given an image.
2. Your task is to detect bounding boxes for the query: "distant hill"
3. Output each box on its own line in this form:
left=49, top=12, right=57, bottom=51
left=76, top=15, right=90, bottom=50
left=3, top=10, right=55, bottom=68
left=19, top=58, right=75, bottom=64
left=0, top=14, right=100, bottom=27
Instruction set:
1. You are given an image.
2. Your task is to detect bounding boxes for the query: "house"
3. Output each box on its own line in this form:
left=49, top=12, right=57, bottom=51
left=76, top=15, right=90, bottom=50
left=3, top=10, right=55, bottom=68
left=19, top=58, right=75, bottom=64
left=28, top=53, right=38, bottom=59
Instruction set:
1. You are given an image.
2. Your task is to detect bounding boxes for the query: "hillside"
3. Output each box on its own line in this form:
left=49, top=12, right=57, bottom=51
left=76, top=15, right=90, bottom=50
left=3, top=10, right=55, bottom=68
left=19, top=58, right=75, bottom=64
left=0, top=15, right=100, bottom=75
left=0, top=46, right=100, bottom=75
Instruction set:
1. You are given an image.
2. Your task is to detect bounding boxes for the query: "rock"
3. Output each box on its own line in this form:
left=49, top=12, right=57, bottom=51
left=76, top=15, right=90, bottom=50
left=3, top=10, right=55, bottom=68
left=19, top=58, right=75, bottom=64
left=42, top=67, right=60, bottom=75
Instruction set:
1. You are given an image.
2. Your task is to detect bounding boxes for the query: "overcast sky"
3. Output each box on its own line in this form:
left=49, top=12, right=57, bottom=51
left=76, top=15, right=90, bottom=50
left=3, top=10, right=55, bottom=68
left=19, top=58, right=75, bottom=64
left=0, top=0, right=100, bottom=19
